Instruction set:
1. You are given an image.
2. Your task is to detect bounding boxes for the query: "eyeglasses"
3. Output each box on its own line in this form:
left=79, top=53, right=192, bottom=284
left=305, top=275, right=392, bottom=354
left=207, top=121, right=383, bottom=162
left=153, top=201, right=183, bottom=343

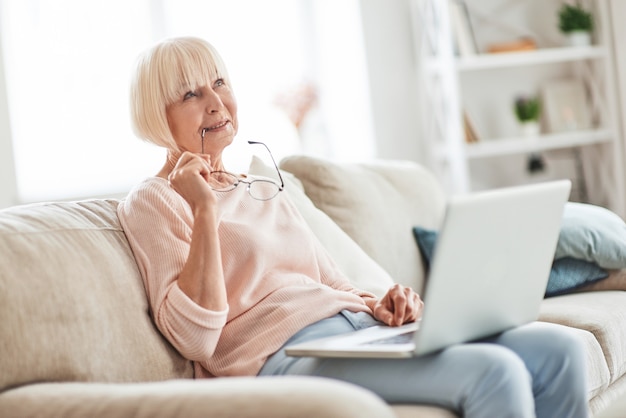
left=209, top=141, right=284, bottom=201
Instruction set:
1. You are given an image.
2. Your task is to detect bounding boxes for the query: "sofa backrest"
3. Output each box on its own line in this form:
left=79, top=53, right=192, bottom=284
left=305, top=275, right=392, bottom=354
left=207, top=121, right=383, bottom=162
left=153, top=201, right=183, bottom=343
left=0, top=199, right=193, bottom=392
left=280, top=156, right=447, bottom=293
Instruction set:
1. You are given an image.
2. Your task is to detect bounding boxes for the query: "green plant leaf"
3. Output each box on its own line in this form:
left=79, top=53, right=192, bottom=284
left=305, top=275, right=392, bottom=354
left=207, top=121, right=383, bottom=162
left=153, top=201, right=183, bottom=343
left=558, top=2, right=594, bottom=33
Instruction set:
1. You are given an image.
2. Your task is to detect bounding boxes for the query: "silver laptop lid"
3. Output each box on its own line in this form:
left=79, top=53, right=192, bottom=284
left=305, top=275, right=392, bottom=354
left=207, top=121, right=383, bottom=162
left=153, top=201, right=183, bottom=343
left=413, top=180, right=572, bottom=355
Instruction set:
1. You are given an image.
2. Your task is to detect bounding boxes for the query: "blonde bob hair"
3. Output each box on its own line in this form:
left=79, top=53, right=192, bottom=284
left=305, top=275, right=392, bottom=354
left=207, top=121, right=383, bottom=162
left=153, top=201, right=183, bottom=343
left=130, top=37, right=230, bottom=149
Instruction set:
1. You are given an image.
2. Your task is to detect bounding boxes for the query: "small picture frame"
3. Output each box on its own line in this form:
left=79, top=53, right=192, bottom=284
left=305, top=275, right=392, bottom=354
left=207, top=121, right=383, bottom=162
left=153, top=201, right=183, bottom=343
left=541, top=79, right=592, bottom=132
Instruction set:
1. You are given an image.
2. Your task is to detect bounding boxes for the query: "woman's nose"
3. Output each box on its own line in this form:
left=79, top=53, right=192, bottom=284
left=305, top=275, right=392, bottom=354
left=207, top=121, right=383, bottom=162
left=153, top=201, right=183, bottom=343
left=204, top=89, right=223, bottom=113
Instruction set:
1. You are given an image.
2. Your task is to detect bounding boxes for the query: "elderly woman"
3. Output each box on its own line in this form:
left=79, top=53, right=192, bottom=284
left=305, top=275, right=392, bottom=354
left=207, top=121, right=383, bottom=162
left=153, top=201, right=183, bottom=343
left=118, top=37, right=588, bottom=418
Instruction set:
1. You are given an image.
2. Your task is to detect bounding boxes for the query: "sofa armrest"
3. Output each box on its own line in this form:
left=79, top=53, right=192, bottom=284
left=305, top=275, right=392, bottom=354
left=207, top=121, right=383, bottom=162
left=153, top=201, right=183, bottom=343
left=0, top=377, right=395, bottom=418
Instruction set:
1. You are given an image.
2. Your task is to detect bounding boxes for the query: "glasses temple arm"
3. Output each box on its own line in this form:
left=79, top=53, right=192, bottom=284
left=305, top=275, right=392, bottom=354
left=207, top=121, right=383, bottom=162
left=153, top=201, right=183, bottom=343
left=247, top=140, right=284, bottom=189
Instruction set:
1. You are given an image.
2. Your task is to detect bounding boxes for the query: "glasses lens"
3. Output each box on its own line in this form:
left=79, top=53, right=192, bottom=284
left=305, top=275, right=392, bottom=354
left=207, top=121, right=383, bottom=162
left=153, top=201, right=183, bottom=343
left=209, top=172, right=238, bottom=192
left=248, top=180, right=280, bottom=201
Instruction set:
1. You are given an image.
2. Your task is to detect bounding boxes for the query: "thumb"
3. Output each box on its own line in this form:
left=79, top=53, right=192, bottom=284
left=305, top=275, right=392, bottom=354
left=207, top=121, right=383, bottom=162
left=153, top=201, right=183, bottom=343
left=374, top=305, right=395, bottom=326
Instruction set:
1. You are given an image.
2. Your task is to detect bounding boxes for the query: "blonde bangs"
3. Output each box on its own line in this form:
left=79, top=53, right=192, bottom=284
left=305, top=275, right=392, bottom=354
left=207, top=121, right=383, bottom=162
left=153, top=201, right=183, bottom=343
left=160, top=40, right=228, bottom=106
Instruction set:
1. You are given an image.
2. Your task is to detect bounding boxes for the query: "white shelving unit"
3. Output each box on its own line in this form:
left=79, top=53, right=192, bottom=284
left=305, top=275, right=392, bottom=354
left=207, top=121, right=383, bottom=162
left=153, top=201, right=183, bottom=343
left=411, top=0, right=625, bottom=216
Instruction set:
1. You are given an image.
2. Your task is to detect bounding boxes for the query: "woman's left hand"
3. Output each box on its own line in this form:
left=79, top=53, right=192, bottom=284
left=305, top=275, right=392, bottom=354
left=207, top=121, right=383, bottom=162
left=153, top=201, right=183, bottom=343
left=366, top=284, right=424, bottom=327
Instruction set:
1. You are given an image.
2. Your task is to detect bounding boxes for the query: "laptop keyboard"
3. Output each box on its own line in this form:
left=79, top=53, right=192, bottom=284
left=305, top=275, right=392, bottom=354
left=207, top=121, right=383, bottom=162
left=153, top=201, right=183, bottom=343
left=363, top=331, right=415, bottom=345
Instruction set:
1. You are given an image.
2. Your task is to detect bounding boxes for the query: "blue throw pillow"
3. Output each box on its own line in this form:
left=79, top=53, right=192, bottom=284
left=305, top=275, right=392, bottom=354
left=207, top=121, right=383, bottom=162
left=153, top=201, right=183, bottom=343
left=556, top=202, right=626, bottom=270
left=546, top=257, right=609, bottom=297
left=412, top=226, right=609, bottom=298
left=412, top=227, right=437, bottom=271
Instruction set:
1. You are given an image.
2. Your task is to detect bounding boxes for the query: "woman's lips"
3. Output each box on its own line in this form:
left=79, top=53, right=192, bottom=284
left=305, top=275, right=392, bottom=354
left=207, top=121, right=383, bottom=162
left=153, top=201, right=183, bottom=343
left=203, top=120, right=229, bottom=132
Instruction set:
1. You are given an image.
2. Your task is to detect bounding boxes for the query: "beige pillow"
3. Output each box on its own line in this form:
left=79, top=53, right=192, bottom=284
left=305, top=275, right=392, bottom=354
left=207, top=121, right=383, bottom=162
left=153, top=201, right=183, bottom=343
left=574, top=269, right=626, bottom=293
left=249, top=156, right=394, bottom=297
left=279, top=155, right=447, bottom=293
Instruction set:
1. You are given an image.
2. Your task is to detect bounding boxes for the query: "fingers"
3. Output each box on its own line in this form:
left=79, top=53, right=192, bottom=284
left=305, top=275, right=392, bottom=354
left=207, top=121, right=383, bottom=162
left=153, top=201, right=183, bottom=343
left=167, top=152, right=218, bottom=211
left=377, top=284, right=424, bottom=326
left=371, top=303, right=394, bottom=326
left=169, top=152, right=212, bottom=184
left=173, top=151, right=211, bottom=173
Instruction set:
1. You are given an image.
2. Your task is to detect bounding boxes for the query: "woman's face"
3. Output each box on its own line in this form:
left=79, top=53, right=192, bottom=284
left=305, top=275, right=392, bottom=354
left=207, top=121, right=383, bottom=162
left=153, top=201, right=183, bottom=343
left=166, top=77, right=238, bottom=161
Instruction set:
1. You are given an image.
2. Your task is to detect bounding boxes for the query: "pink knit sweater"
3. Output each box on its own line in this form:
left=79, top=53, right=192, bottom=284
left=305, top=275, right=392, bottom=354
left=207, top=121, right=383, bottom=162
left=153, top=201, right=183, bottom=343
left=117, top=176, right=374, bottom=377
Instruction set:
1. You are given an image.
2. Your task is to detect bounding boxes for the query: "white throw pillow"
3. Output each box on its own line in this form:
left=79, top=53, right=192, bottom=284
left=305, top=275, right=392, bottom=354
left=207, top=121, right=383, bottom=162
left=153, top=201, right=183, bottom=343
left=555, top=202, right=626, bottom=270
left=249, top=156, right=394, bottom=297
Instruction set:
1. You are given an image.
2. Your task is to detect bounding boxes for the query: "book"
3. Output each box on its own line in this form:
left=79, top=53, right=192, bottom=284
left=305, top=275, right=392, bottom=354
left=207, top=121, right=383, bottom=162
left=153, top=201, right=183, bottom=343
left=463, top=111, right=480, bottom=143
left=449, top=0, right=478, bottom=57
left=487, top=38, right=537, bottom=54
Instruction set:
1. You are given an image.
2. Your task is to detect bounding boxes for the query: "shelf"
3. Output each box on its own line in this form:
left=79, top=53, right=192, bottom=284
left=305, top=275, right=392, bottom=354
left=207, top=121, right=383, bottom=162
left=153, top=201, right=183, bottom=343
left=456, top=46, right=607, bottom=72
left=414, top=0, right=624, bottom=214
left=463, top=129, right=613, bottom=159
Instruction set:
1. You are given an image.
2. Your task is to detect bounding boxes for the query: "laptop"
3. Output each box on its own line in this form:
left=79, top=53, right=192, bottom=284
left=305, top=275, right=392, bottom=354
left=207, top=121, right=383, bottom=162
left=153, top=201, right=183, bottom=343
left=285, top=180, right=572, bottom=359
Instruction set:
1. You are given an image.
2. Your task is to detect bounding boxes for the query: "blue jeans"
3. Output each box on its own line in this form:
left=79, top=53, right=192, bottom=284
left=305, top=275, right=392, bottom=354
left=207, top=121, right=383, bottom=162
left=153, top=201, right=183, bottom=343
left=259, top=311, right=588, bottom=418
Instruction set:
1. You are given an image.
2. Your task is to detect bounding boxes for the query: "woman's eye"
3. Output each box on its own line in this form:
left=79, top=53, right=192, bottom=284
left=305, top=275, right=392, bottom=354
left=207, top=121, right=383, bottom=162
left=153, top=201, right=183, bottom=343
left=183, top=91, right=197, bottom=100
left=214, top=79, right=225, bottom=88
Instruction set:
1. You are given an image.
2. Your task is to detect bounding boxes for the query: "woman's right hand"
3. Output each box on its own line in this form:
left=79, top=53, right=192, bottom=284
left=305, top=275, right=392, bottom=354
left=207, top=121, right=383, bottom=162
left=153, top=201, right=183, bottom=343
left=167, top=151, right=217, bottom=213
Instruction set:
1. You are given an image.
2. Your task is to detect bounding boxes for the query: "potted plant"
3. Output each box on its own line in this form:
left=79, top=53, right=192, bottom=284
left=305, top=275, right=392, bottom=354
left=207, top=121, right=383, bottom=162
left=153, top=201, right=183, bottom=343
left=514, top=96, right=541, bottom=136
left=558, top=1, right=594, bottom=46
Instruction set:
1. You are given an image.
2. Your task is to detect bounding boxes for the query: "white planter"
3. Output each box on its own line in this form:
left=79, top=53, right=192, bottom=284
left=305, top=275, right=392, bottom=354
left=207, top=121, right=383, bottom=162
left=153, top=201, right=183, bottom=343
left=566, top=31, right=592, bottom=47
left=520, top=121, right=540, bottom=137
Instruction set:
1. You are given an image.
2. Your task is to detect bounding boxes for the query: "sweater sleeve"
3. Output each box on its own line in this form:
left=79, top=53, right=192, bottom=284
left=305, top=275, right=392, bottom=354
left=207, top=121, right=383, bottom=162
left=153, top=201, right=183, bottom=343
left=118, top=179, right=228, bottom=362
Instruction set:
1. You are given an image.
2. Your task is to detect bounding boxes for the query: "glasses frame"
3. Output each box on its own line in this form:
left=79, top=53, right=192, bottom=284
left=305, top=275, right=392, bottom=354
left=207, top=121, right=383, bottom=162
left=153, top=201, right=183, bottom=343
left=208, top=140, right=284, bottom=201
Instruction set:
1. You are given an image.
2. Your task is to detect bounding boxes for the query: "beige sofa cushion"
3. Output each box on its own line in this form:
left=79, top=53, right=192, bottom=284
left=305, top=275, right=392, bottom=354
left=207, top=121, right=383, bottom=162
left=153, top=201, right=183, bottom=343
left=250, top=156, right=394, bottom=296
left=280, top=156, right=446, bottom=293
left=0, top=200, right=192, bottom=391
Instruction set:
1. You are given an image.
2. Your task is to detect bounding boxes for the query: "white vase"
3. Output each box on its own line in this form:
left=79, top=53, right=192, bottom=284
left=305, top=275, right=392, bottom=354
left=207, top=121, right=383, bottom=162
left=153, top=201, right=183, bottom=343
left=520, top=121, right=540, bottom=137
left=566, top=31, right=592, bottom=47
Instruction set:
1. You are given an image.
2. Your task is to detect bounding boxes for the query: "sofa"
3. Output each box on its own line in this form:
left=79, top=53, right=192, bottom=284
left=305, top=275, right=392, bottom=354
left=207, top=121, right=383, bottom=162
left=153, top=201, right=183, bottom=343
left=1, top=154, right=626, bottom=418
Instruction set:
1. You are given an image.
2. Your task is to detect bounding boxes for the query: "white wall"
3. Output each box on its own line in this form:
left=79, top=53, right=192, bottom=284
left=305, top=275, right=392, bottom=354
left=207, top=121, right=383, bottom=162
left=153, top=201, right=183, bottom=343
left=0, top=34, right=17, bottom=209
left=359, top=0, right=426, bottom=164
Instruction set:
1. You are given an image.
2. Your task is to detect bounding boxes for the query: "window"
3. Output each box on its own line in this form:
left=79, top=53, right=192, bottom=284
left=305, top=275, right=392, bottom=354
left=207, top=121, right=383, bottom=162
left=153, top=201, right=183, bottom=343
left=0, top=0, right=374, bottom=203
